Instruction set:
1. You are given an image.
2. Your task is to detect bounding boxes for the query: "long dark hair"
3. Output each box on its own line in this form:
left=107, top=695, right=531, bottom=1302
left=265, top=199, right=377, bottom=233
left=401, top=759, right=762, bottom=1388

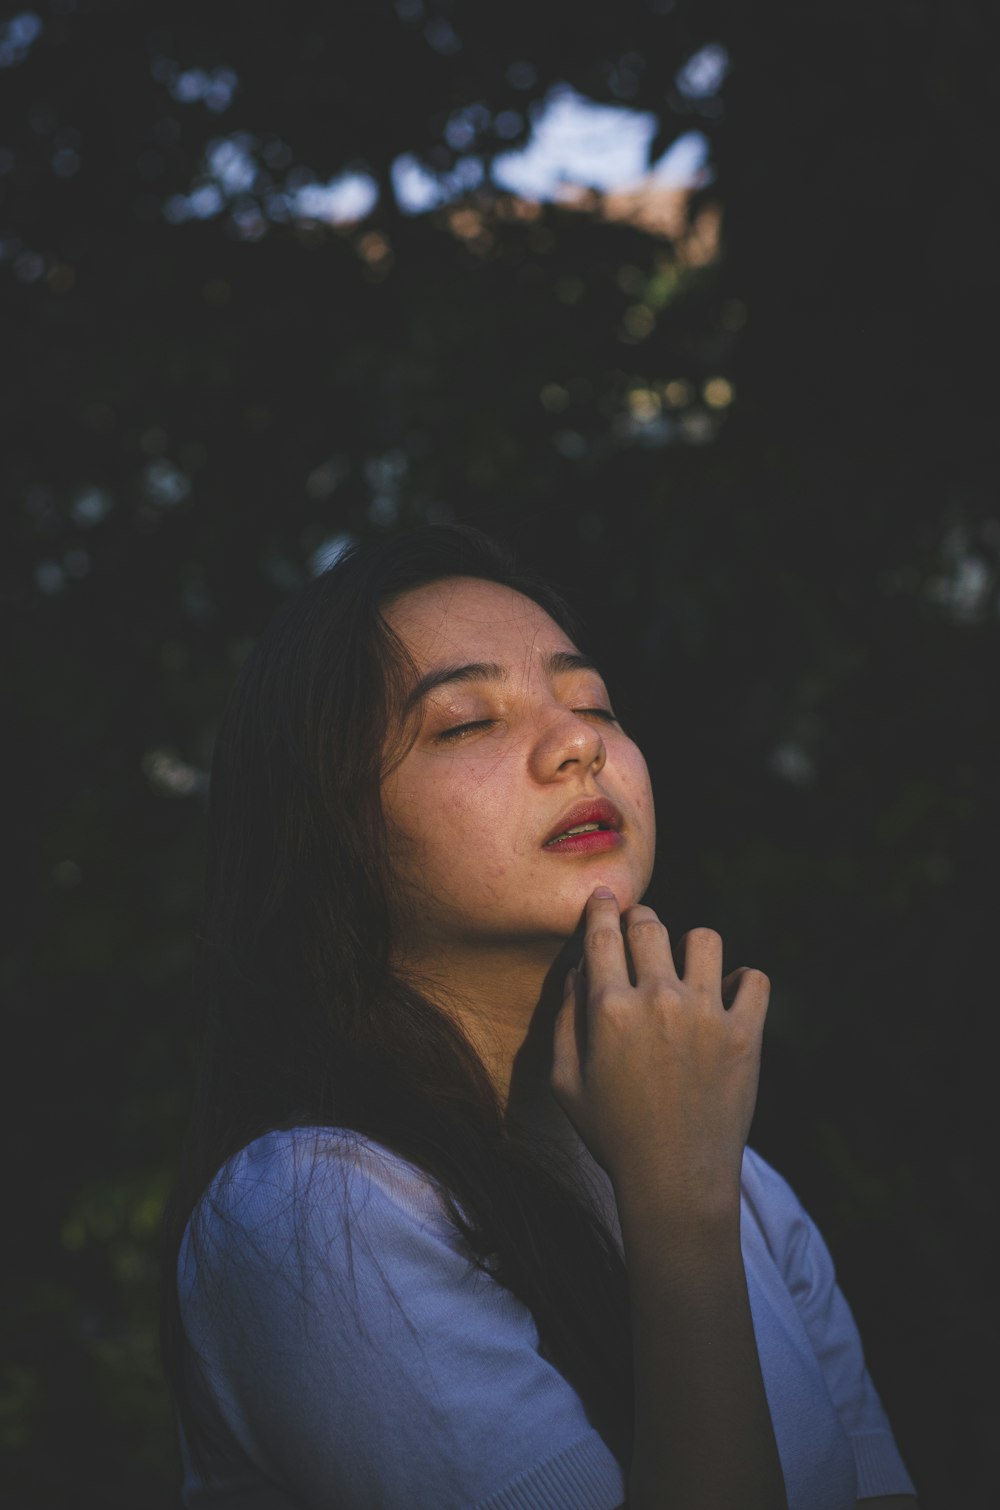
left=159, top=523, right=634, bottom=1479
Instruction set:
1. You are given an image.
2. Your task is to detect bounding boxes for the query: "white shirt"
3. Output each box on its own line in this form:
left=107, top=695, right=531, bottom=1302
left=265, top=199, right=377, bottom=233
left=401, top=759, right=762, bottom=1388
left=178, top=1126, right=917, bottom=1507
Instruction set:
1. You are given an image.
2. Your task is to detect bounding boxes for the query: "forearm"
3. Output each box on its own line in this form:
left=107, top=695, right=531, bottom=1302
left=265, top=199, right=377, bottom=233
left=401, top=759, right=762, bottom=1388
left=616, top=1175, right=788, bottom=1510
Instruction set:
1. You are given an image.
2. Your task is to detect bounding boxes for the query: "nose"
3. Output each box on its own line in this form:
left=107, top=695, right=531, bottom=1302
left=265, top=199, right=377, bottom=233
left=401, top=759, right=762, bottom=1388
left=529, top=702, right=607, bottom=780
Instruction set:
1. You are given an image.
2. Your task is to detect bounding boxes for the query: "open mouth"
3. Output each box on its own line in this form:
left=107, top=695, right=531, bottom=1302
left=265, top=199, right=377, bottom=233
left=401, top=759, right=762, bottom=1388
left=542, top=823, right=621, bottom=853
left=541, top=796, right=623, bottom=849
left=543, top=821, right=612, bottom=846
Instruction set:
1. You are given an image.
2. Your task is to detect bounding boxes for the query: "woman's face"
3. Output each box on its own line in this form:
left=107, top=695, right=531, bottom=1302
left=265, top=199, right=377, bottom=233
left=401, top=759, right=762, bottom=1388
left=380, top=576, right=656, bottom=957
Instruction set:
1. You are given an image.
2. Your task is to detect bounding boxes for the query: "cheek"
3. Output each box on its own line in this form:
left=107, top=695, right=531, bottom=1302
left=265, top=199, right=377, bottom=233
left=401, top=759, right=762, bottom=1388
left=435, top=774, right=516, bottom=876
left=621, top=747, right=656, bottom=845
left=393, top=761, right=514, bottom=876
left=619, top=742, right=653, bottom=803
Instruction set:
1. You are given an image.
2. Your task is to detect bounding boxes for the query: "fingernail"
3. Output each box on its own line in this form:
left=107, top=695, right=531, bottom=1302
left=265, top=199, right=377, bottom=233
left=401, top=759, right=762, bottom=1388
left=592, top=886, right=615, bottom=899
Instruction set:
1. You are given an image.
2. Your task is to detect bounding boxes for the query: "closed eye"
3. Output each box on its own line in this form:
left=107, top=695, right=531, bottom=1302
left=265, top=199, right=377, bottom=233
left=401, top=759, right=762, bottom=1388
left=436, top=719, right=494, bottom=742
left=436, top=709, right=619, bottom=743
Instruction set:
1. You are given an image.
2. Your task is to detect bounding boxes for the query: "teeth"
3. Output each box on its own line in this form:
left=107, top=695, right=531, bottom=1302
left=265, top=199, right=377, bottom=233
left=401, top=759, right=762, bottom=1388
left=549, top=821, right=603, bottom=842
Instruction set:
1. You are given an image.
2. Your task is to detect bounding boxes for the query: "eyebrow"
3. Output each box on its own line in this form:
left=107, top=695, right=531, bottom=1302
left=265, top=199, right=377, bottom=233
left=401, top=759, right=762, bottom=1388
left=402, top=650, right=604, bottom=716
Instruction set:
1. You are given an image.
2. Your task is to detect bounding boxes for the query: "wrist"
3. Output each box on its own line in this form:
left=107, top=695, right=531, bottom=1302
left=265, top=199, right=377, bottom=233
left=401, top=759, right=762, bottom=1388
left=611, top=1159, right=743, bottom=1249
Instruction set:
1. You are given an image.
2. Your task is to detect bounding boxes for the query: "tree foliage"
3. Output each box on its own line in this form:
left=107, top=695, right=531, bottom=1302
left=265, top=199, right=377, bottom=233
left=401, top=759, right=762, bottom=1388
left=2, top=2, right=996, bottom=1503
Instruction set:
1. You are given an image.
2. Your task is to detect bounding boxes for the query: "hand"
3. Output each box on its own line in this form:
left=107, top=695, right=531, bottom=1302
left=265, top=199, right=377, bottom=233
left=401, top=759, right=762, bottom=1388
left=550, top=889, right=771, bottom=1214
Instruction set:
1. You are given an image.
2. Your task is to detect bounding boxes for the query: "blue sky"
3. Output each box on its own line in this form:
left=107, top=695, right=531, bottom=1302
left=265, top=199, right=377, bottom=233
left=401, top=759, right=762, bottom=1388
left=320, top=90, right=709, bottom=222
left=165, top=84, right=712, bottom=229
left=1, top=18, right=720, bottom=233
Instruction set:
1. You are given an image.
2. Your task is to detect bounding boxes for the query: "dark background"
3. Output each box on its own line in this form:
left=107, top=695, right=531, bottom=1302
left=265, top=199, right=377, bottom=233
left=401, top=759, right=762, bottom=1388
left=2, top=1, right=996, bottom=1504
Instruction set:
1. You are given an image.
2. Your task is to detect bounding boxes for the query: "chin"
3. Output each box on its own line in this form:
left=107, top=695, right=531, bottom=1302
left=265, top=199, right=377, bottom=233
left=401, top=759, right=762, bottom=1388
left=575, top=867, right=641, bottom=900
left=555, top=880, right=636, bottom=922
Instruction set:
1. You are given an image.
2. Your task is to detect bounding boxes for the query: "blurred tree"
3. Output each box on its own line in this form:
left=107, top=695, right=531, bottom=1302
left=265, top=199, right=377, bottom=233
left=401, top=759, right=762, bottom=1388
left=1, top=1, right=995, bottom=1504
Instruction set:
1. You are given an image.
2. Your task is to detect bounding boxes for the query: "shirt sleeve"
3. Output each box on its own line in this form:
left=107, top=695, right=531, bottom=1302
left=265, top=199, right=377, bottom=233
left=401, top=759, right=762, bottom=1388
left=179, top=1128, right=627, bottom=1510
left=742, top=1146, right=918, bottom=1501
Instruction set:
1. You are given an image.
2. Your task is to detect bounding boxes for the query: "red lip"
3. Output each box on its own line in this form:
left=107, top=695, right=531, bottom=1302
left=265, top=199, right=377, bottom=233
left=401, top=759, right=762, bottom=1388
left=542, top=797, right=624, bottom=848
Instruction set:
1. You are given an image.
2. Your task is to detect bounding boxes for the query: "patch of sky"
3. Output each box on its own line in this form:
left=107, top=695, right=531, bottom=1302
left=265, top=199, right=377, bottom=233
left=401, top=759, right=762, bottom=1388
left=164, top=130, right=381, bottom=227
left=301, top=88, right=706, bottom=216
left=444, top=102, right=492, bottom=152
left=392, top=152, right=484, bottom=214
left=768, top=741, right=817, bottom=787
left=143, top=459, right=191, bottom=506
left=648, top=131, right=709, bottom=186
left=365, top=449, right=408, bottom=492
left=489, top=86, right=708, bottom=200
left=71, top=486, right=113, bottom=527
left=157, top=69, right=715, bottom=228
left=188, top=183, right=224, bottom=219
left=206, top=136, right=257, bottom=195
left=141, top=747, right=208, bottom=798
left=163, top=137, right=250, bottom=223
left=230, top=201, right=266, bottom=240
left=0, top=11, right=42, bottom=69
left=925, top=526, right=995, bottom=624
left=151, top=58, right=238, bottom=113
left=674, top=43, right=729, bottom=100
left=294, top=171, right=379, bottom=223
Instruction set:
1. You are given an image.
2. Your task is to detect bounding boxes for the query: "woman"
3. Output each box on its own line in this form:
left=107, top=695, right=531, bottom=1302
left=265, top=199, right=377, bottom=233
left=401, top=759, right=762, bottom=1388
left=160, top=523, right=918, bottom=1508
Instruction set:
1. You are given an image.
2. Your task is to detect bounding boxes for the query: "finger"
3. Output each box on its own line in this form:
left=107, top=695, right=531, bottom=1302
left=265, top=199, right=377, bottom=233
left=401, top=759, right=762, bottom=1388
left=677, top=926, right=723, bottom=991
left=623, top=905, right=679, bottom=984
left=722, top=966, right=771, bottom=1016
left=581, top=888, right=630, bottom=993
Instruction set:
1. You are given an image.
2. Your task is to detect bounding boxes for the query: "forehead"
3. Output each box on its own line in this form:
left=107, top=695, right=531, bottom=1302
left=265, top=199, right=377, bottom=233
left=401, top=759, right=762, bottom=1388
left=383, top=576, right=573, bottom=665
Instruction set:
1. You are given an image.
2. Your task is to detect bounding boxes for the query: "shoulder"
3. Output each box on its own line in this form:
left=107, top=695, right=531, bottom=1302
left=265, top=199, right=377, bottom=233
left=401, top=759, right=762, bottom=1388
left=200, top=1125, right=442, bottom=1221
left=182, top=1126, right=459, bottom=1294
left=178, top=1132, right=629, bottom=1508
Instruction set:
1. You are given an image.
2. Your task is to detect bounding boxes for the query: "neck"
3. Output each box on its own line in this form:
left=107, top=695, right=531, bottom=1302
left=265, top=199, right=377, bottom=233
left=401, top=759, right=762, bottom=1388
left=395, top=934, right=580, bottom=1122
left=393, top=932, right=623, bottom=1248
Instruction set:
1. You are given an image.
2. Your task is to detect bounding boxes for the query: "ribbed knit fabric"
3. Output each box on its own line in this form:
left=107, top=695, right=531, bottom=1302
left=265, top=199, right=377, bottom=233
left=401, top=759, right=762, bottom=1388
left=851, top=1430, right=918, bottom=1498
left=477, top=1435, right=626, bottom=1510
